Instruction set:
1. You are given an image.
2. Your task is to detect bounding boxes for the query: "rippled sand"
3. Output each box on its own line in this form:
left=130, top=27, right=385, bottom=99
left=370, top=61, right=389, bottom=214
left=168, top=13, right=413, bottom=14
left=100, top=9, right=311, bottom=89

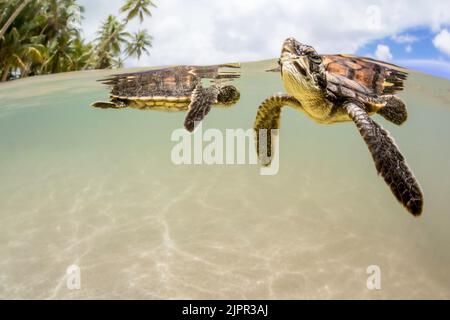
left=0, top=61, right=449, bottom=299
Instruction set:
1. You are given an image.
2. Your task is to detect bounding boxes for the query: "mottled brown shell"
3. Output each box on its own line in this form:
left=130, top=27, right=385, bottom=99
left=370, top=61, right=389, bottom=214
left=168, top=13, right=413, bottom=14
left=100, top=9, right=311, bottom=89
left=322, top=54, right=408, bottom=97
left=100, top=64, right=241, bottom=99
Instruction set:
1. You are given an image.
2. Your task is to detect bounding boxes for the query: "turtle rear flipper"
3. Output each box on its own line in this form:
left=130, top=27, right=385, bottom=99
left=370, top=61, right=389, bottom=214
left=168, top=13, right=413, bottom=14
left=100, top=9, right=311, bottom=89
left=377, top=95, right=408, bottom=125
left=345, top=101, right=423, bottom=216
left=91, top=101, right=122, bottom=109
left=184, top=84, right=219, bottom=132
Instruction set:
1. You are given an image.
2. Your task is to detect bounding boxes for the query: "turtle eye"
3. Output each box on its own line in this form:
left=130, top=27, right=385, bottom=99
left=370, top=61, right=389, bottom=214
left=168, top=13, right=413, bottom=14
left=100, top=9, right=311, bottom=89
left=309, top=54, right=322, bottom=64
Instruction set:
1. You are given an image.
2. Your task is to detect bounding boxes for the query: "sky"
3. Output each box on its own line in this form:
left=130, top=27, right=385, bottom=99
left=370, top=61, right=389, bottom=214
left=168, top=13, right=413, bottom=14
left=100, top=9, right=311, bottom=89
left=78, top=0, right=450, bottom=79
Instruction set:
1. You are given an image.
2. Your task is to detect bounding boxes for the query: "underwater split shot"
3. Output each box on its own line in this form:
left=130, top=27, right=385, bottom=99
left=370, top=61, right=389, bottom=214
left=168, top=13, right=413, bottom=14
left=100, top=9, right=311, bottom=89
left=1, top=0, right=450, bottom=308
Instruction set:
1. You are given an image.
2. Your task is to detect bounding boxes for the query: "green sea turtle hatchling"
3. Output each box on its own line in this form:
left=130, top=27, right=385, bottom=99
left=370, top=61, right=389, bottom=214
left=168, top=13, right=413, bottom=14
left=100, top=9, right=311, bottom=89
left=254, top=37, right=423, bottom=216
left=91, top=64, right=241, bottom=132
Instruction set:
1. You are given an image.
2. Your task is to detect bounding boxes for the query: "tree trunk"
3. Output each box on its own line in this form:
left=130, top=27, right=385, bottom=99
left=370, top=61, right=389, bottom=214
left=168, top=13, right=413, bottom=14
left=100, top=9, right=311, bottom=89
left=0, top=0, right=32, bottom=39
left=1, top=64, right=11, bottom=82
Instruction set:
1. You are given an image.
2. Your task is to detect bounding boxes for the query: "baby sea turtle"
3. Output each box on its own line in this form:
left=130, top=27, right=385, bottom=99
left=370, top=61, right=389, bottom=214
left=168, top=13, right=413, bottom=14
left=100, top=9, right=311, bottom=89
left=254, top=37, right=423, bottom=216
left=91, top=64, right=241, bottom=132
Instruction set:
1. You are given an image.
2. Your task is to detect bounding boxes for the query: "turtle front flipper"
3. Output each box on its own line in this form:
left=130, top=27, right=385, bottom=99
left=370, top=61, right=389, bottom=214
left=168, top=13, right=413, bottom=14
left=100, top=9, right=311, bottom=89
left=184, top=84, right=219, bottom=132
left=253, top=94, right=302, bottom=166
left=344, top=101, right=423, bottom=216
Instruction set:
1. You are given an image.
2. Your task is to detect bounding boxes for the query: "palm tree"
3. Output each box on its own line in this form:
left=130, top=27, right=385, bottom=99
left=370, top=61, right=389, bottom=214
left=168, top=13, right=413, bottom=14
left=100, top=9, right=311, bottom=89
left=0, top=0, right=89, bottom=79
left=41, top=31, right=76, bottom=73
left=69, top=36, right=93, bottom=71
left=120, top=0, right=156, bottom=23
left=125, top=30, right=152, bottom=60
left=0, top=0, right=46, bottom=80
left=0, top=0, right=32, bottom=39
left=85, top=0, right=156, bottom=69
left=38, top=0, right=84, bottom=73
left=95, top=15, right=130, bottom=69
left=113, top=56, right=125, bottom=69
left=0, top=27, right=43, bottom=81
left=39, top=0, right=83, bottom=41
left=0, top=0, right=156, bottom=81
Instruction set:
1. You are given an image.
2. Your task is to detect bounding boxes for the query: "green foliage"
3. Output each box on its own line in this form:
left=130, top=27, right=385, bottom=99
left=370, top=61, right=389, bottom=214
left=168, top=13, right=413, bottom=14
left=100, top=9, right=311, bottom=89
left=0, top=0, right=155, bottom=81
left=125, top=30, right=152, bottom=60
left=94, top=15, right=130, bottom=69
left=120, top=0, right=156, bottom=23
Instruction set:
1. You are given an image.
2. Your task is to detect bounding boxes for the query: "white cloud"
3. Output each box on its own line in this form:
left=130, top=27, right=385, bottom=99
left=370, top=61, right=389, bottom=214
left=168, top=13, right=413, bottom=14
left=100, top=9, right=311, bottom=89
left=375, top=44, right=393, bottom=60
left=392, top=33, right=419, bottom=44
left=433, top=29, right=450, bottom=56
left=405, top=45, right=413, bottom=53
left=78, top=0, right=450, bottom=66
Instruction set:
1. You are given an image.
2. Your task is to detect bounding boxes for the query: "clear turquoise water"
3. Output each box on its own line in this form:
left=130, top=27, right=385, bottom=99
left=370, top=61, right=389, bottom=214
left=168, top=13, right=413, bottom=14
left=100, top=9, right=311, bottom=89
left=0, top=60, right=449, bottom=299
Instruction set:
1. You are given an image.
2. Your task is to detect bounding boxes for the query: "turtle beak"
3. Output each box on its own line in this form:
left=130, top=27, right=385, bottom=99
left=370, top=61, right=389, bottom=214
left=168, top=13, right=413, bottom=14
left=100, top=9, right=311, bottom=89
left=280, top=37, right=312, bottom=79
left=281, top=37, right=299, bottom=55
left=281, top=37, right=303, bottom=66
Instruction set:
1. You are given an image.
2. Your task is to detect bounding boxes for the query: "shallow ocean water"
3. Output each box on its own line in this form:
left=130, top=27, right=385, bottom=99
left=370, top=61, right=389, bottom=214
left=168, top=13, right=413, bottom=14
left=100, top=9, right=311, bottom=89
left=0, top=60, right=449, bottom=299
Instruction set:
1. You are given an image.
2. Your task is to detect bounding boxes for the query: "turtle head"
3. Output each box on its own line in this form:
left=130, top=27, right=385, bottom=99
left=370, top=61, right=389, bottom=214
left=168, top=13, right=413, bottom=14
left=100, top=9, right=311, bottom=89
left=217, top=85, right=240, bottom=106
left=280, top=37, right=327, bottom=92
